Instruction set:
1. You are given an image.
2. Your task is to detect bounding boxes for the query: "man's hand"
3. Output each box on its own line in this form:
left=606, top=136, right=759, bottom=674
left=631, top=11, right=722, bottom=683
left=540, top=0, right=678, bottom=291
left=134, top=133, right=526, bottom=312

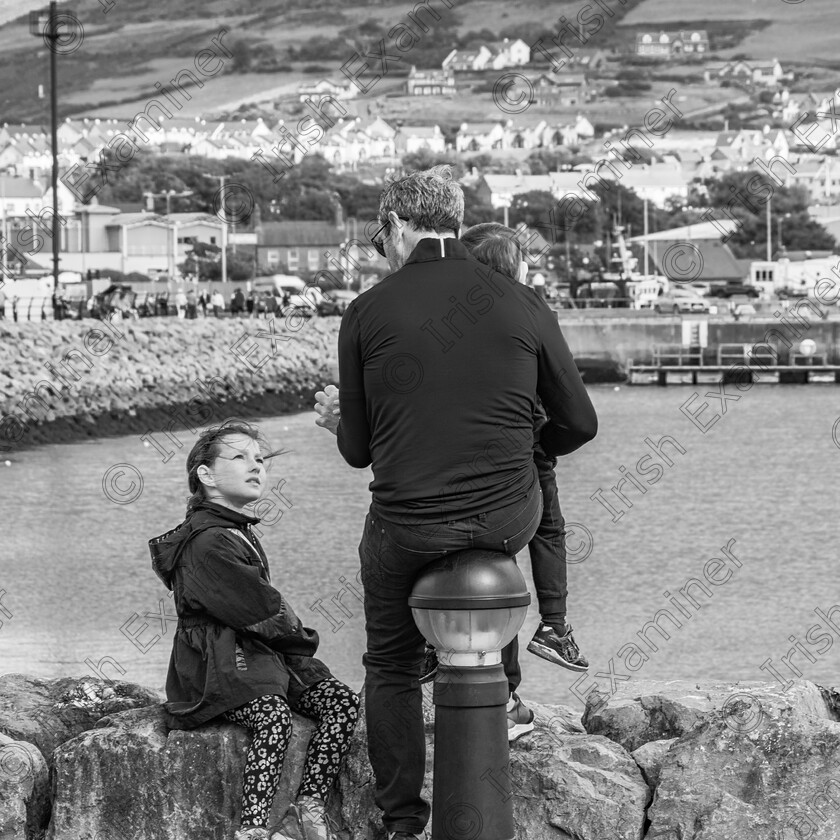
left=314, top=384, right=340, bottom=436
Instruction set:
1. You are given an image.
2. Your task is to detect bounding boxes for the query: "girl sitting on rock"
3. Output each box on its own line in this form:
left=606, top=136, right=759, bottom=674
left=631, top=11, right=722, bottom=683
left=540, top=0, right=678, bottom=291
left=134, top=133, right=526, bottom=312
left=150, top=420, right=359, bottom=840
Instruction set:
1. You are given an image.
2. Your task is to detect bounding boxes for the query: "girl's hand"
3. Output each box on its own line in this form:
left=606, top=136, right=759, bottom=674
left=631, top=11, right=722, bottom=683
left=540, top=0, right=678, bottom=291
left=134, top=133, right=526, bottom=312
left=314, top=385, right=340, bottom=436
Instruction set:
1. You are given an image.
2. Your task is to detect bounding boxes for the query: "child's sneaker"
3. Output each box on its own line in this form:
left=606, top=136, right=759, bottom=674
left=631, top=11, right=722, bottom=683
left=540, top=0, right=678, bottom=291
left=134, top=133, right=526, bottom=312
left=527, top=622, right=589, bottom=672
left=419, top=643, right=438, bottom=684
left=506, top=692, right=534, bottom=742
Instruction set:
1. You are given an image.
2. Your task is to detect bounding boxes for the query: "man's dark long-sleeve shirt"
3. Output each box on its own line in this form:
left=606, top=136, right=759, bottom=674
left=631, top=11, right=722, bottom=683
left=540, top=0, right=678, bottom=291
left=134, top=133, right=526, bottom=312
left=336, top=238, right=597, bottom=524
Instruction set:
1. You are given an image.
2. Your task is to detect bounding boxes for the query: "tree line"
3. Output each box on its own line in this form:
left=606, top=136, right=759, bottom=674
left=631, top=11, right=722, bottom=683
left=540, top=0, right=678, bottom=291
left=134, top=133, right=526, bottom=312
left=92, top=147, right=836, bottom=269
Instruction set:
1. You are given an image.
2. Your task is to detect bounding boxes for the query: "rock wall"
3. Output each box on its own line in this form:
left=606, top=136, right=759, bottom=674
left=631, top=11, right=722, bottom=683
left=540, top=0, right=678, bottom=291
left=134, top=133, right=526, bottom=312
left=4, top=311, right=832, bottom=451
left=0, top=317, right=342, bottom=451
left=4, top=673, right=840, bottom=840
left=0, top=312, right=626, bottom=453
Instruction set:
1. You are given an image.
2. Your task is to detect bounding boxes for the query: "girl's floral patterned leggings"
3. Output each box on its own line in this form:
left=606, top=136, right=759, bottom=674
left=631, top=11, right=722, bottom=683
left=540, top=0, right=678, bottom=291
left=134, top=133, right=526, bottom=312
left=223, top=677, right=360, bottom=827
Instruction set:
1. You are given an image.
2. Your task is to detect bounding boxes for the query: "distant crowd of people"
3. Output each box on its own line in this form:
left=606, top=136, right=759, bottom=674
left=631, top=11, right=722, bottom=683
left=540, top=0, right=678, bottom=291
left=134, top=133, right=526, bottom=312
left=166, top=288, right=295, bottom=320
left=0, top=287, right=303, bottom=322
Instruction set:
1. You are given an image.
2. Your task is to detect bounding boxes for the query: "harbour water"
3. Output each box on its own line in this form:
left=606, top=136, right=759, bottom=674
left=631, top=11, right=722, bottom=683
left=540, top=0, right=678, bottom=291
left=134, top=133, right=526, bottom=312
left=1, top=384, right=839, bottom=711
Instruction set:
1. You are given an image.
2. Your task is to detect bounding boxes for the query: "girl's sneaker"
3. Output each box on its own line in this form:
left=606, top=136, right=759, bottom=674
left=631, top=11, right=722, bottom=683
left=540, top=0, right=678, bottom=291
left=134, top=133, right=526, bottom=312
left=234, top=827, right=270, bottom=840
left=283, top=795, right=336, bottom=840
left=267, top=821, right=296, bottom=840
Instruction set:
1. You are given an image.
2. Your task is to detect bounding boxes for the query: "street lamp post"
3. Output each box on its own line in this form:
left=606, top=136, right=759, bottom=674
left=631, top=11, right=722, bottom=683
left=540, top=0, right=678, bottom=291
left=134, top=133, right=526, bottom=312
left=766, top=195, right=772, bottom=261
left=497, top=194, right=511, bottom=228
left=204, top=173, right=228, bottom=285
left=565, top=230, right=572, bottom=281
left=409, top=550, right=531, bottom=840
left=777, top=212, right=791, bottom=253
left=681, top=204, right=692, bottom=242
left=1, top=179, right=7, bottom=280
left=347, top=216, right=358, bottom=290
left=29, top=2, right=61, bottom=293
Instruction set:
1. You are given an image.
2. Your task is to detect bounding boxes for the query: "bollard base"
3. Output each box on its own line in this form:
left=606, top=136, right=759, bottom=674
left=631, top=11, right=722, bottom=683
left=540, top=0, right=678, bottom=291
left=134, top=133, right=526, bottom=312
left=432, top=664, right=514, bottom=840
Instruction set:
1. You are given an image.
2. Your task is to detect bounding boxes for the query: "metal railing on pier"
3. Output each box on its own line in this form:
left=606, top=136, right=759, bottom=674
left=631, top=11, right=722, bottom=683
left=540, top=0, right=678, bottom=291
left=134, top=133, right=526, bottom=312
left=628, top=343, right=840, bottom=386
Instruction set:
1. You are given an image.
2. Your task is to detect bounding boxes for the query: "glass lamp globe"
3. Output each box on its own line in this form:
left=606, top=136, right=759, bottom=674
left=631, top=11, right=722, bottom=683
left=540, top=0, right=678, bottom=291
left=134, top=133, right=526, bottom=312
left=409, top=549, right=531, bottom=668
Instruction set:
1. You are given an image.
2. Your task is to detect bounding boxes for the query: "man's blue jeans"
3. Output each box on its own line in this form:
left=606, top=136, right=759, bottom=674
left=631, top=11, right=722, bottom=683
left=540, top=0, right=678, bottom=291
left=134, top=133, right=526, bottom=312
left=358, top=471, right=542, bottom=834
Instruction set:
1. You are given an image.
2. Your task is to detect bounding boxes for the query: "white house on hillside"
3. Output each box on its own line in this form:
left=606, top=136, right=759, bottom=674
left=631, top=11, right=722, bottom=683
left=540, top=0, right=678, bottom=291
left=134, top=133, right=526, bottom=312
left=442, top=46, right=492, bottom=71
left=297, top=78, right=357, bottom=102
left=319, top=116, right=398, bottom=167
left=487, top=38, right=530, bottom=69
left=455, top=121, right=507, bottom=152
left=539, top=115, right=595, bottom=147
left=407, top=67, right=456, bottom=96
left=506, top=121, right=547, bottom=150
left=395, top=125, right=446, bottom=155
left=442, top=39, right=529, bottom=71
left=719, top=59, right=785, bottom=88
left=635, top=30, right=709, bottom=57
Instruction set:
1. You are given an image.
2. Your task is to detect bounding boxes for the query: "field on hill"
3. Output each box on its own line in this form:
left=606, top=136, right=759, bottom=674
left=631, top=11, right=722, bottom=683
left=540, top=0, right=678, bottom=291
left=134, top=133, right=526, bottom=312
left=621, top=0, right=840, bottom=63
left=0, top=0, right=582, bottom=121
left=2, top=0, right=834, bottom=125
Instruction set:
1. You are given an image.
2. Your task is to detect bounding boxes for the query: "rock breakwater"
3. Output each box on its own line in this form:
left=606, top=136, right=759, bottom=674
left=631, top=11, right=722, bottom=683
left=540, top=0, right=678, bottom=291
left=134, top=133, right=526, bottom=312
left=4, top=674, right=840, bottom=839
left=0, top=317, right=342, bottom=450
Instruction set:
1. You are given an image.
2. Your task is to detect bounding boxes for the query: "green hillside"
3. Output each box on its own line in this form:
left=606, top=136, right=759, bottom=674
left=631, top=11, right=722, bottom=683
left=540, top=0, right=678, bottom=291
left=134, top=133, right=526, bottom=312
left=0, top=0, right=640, bottom=121
left=0, top=0, right=826, bottom=125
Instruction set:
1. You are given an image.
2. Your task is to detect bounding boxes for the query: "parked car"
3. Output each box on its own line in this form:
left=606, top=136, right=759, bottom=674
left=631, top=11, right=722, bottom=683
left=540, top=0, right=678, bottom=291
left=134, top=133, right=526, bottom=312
left=776, top=286, right=810, bottom=299
left=279, top=285, right=326, bottom=318
left=688, top=281, right=712, bottom=297
left=317, top=289, right=358, bottom=316
left=653, top=288, right=711, bottom=314
left=707, top=283, right=760, bottom=299
left=732, top=303, right=758, bottom=318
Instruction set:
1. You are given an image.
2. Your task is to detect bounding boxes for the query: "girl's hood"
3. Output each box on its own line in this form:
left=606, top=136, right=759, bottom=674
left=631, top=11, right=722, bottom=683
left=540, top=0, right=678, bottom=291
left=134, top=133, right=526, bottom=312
left=149, top=502, right=260, bottom=589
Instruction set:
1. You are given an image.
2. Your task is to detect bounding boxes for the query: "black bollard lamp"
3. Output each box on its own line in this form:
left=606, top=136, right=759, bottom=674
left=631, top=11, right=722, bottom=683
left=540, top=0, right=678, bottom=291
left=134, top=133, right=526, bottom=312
left=409, top=550, right=531, bottom=840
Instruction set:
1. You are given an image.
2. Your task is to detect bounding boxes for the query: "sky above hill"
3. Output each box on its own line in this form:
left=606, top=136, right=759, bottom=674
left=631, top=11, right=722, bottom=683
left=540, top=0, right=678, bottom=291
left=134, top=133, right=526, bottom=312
left=0, top=0, right=54, bottom=28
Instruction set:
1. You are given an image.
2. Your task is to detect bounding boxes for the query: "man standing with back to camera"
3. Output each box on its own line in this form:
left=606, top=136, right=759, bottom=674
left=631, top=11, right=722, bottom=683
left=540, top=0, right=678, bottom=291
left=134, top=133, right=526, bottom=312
left=314, top=166, right=597, bottom=840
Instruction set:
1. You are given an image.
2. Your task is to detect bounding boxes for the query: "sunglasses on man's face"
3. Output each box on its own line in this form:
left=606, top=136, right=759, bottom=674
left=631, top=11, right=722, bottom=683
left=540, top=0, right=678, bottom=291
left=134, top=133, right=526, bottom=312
left=370, top=216, right=411, bottom=258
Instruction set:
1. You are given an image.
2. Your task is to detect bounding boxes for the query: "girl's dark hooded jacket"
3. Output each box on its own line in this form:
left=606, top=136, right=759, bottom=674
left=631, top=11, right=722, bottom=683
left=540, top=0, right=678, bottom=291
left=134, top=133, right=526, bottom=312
left=149, top=500, right=332, bottom=730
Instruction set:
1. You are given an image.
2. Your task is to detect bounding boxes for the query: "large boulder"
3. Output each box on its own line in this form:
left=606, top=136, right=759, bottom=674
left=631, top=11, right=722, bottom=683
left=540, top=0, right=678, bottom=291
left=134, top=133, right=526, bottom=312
left=48, top=704, right=320, bottom=840
left=47, top=680, right=649, bottom=840
left=338, top=696, right=649, bottom=840
left=647, top=711, right=840, bottom=839
left=0, top=674, right=162, bottom=764
left=631, top=739, right=676, bottom=790
left=582, top=679, right=838, bottom=752
left=0, top=733, right=49, bottom=840
left=510, top=715, right=650, bottom=840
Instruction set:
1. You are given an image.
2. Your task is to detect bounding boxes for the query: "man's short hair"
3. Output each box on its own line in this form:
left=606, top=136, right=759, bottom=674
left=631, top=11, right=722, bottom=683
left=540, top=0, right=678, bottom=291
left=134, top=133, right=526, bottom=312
left=460, top=223, right=524, bottom=280
left=378, top=165, right=464, bottom=234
